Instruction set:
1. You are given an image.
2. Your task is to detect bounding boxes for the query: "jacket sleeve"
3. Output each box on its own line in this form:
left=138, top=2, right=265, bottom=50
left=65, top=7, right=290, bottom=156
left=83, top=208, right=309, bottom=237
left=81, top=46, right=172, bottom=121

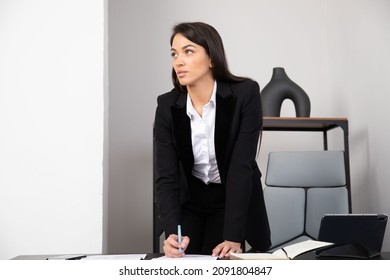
left=154, top=95, right=181, bottom=236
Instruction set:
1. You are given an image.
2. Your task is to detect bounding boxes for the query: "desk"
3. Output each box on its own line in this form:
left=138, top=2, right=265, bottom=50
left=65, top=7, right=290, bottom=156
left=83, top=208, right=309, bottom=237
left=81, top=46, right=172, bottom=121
left=10, top=254, right=157, bottom=260
left=12, top=252, right=390, bottom=260
left=294, top=250, right=390, bottom=260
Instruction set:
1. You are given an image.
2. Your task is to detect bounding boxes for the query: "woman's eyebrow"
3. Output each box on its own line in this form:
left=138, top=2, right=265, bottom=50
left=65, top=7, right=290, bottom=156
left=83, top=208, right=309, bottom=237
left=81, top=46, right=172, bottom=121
left=171, top=44, right=197, bottom=52
left=182, top=44, right=196, bottom=49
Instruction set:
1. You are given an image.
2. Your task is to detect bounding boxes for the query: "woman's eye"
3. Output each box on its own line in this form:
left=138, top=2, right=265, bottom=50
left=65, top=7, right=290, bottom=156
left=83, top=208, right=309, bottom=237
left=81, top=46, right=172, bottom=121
left=185, top=49, right=194, bottom=55
left=171, top=52, right=178, bottom=58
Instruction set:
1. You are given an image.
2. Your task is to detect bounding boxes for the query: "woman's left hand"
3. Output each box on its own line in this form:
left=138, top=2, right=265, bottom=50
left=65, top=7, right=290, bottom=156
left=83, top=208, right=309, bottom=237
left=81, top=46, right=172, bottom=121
left=212, top=240, right=242, bottom=258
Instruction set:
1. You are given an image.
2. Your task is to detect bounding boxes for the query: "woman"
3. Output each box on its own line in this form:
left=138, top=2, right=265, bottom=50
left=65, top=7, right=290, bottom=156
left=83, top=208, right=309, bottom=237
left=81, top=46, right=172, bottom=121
left=154, top=22, right=270, bottom=258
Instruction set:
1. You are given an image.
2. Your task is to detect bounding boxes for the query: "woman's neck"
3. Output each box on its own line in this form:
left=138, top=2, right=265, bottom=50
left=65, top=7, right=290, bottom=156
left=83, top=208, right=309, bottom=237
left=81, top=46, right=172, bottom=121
left=187, top=78, right=215, bottom=114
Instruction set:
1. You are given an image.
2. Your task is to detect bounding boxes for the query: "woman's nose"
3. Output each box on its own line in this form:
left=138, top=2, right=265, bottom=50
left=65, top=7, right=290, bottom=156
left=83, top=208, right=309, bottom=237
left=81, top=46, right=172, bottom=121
left=174, top=55, right=184, bottom=67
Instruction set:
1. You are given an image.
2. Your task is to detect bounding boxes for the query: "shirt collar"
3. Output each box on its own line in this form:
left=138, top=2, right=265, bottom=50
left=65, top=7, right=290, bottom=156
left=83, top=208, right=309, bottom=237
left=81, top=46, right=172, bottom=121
left=186, top=81, right=217, bottom=118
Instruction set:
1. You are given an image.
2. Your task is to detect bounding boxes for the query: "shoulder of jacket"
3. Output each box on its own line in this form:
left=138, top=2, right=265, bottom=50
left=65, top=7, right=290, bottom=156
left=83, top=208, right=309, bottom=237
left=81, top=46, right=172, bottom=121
left=230, top=79, right=258, bottom=89
left=225, top=79, right=260, bottom=98
left=157, top=88, right=180, bottom=103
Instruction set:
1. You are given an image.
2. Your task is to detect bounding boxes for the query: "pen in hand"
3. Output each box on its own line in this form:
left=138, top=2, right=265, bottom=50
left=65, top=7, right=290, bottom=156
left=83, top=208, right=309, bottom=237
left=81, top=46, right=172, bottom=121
left=178, top=225, right=182, bottom=254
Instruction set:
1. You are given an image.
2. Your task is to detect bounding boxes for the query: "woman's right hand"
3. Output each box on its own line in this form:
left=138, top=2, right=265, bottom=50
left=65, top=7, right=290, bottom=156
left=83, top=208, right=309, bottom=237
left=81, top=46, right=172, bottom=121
left=163, top=234, right=190, bottom=258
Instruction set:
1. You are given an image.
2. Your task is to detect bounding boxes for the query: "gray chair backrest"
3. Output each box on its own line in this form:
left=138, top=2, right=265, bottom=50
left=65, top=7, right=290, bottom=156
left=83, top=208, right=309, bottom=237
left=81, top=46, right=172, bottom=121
left=266, top=151, right=346, bottom=187
left=264, top=151, right=349, bottom=248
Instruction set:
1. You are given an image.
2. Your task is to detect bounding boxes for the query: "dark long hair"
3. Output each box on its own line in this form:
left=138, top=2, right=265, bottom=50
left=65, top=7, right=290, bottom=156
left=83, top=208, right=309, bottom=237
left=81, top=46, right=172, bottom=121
left=170, top=22, right=246, bottom=92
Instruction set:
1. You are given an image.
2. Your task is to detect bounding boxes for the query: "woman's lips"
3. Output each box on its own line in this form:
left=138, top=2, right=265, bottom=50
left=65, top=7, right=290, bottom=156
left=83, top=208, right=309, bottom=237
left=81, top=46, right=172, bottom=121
left=176, top=71, right=187, bottom=78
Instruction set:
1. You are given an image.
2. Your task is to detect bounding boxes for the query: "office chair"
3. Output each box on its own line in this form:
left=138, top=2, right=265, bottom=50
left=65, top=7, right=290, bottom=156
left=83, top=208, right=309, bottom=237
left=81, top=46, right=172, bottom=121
left=263, top=150, right=350, bottom=251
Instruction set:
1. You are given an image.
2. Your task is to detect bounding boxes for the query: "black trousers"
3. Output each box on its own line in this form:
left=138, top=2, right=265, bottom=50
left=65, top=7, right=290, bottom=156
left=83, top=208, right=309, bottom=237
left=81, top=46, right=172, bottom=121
left=181, top=175, right=226, bottom=255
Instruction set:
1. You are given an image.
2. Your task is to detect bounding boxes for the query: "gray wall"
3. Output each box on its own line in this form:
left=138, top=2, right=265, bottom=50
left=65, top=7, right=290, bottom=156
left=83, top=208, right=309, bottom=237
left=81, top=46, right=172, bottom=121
left=106, top=0, right=390, bottom=253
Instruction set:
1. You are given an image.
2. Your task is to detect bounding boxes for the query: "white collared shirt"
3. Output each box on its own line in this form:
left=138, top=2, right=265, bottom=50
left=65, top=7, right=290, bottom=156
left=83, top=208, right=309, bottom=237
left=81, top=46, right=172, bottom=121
left=186, top=81, right=221, bottom=184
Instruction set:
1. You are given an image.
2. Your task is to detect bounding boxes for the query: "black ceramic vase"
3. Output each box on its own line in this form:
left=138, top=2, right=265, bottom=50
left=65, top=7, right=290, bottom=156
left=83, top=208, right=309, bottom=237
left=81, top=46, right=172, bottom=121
left=261, top=67, right=311, bottom=117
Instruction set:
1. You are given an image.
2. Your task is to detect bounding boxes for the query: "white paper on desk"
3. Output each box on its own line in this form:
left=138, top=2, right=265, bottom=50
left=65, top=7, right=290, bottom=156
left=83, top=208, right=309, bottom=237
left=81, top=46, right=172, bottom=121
left=230, top=251, right=288, bottom=260
left=154, top=254, right=218, bottom=260
left=83, top=254, right=146, bottom=260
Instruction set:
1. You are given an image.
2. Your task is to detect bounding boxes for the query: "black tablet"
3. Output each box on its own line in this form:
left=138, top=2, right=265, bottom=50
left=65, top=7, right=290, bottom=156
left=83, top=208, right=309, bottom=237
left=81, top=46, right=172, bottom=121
left=316, top=214, right=388, bottom=258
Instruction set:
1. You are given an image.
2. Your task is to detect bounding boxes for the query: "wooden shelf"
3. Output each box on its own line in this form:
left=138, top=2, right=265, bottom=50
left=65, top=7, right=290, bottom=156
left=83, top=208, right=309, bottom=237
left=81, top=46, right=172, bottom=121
left=263, top=117, right=348, bottom=132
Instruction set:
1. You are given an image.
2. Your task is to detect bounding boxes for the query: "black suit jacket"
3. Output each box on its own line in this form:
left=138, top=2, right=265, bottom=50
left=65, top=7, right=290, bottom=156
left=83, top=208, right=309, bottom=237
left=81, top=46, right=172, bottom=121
left=154, top=79, right=271, bottom=251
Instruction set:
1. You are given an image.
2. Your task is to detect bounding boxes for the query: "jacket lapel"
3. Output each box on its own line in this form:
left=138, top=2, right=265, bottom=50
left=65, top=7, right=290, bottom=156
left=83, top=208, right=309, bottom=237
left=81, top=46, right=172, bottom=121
left=171, top=91, right=194, bottom=172
left=215, top=81, right=237, bottom=183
